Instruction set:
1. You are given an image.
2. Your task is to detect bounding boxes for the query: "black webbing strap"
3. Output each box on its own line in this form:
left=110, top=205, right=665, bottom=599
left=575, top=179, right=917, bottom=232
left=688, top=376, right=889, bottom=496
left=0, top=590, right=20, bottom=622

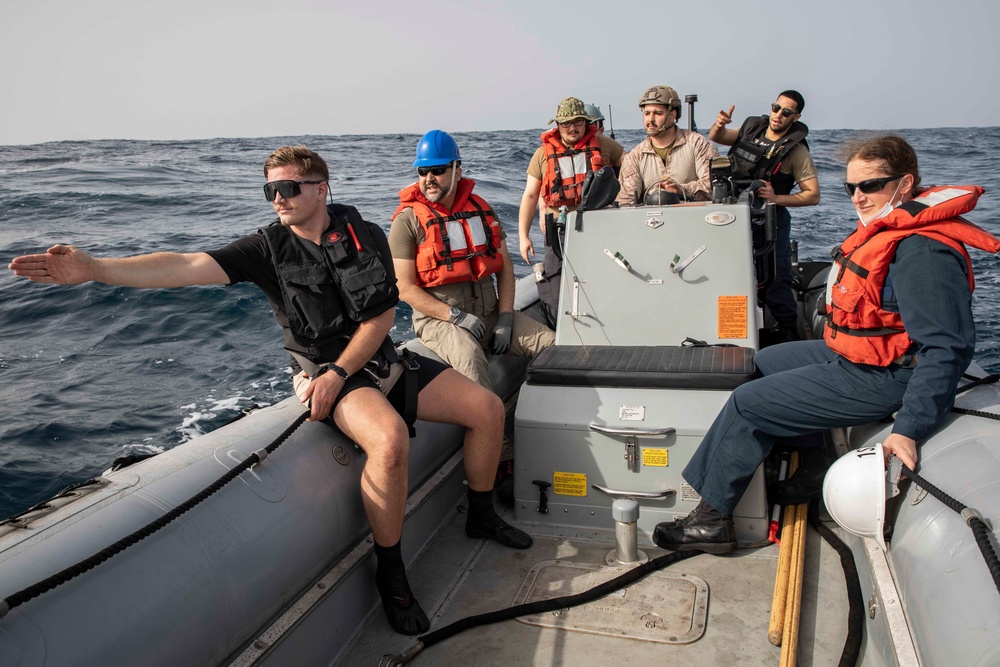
left=400, top=349, right=420, bottom=438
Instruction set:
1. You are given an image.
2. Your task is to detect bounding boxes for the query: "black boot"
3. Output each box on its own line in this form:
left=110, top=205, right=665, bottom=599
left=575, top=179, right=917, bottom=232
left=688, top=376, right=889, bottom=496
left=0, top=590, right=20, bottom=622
left=652, top=500, right=736, bottom=554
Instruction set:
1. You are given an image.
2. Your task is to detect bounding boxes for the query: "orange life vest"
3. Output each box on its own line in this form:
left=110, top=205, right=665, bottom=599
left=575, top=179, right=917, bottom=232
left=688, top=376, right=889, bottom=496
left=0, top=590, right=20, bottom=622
left=824, top=185, right=999, bottom=366
left=393, top=178, right=504, bottom=288
left=540, top=126, right=605, bottom=209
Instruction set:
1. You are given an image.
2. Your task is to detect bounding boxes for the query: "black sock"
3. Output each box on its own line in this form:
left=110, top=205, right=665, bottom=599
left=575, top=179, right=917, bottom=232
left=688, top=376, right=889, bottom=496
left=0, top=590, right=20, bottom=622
left=467, top=489, right=495, bottom=522
left=374, top=541, right=410, bottom=603
left=373, top=540, right=429, bottom=635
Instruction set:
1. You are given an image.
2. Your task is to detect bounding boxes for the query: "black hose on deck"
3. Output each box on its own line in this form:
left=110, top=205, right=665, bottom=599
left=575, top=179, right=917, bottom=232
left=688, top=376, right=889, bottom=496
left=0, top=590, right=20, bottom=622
left=380, top=549, right=703, bottom=666
left=809, top=501, right=863, bottom=667
left=0, top=410, right=310, bottom=619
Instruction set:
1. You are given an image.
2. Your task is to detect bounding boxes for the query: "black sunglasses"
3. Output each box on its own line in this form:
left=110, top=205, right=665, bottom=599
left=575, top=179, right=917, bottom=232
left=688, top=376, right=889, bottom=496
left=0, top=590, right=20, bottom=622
left=263, top=179, right=324, bottom=202
left=843, top=174, right=904, bottom=197
left=417, top=164, right=453, bottom=177
left=770, top=103, right=797, bottom=118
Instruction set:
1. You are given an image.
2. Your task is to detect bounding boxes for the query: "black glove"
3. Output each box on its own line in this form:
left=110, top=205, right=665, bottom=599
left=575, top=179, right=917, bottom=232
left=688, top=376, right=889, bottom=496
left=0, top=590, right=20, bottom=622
left=489, top=312, right=513, bottom=355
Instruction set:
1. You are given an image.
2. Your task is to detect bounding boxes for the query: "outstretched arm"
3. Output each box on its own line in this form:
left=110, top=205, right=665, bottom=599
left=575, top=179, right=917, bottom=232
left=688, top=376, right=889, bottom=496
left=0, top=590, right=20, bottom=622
left=9, top=244, right=230, bottom=287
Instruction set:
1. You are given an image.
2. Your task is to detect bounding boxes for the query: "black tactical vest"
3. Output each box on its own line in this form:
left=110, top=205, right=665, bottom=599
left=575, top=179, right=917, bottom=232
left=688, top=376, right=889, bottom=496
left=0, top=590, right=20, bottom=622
left=260, top=203, right=398, bottom=364
left=729, top=116, right=809, bottom=196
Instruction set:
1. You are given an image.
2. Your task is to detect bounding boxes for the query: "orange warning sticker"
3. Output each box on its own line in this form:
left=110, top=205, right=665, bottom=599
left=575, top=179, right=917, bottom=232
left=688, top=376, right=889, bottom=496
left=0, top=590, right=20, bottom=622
left=718, top=295, right=748, bottom=339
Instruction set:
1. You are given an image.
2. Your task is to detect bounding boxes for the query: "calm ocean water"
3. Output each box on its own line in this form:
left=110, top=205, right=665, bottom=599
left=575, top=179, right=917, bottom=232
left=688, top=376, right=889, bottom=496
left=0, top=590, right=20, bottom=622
left=2, top=127, right=999, bottom=518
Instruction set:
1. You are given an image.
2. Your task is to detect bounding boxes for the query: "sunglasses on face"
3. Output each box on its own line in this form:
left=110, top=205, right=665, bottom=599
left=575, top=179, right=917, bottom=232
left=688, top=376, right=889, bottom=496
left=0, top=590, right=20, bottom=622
left=263, top=179, right=324, bottom=202
left=417, top=165, right=452, bottom=177
left=770, top=103, right=798, bottom=118
left=843, top=174, right=904, bottom=197
left=558, top=119, right=586, bottom=128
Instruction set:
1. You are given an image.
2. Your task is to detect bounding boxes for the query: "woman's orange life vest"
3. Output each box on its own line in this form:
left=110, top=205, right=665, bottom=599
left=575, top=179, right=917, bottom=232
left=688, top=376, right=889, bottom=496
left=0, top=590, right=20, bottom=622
left=393, top=178, right=505, bottom=288
left=824, top=185, right=1000, bottom=366
left=540, top=126, right=605, bottom=209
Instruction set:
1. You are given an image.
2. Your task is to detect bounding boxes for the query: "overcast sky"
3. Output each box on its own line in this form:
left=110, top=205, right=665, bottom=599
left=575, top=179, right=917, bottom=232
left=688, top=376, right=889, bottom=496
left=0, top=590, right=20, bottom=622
left=2, top=0, right=996, bottom=146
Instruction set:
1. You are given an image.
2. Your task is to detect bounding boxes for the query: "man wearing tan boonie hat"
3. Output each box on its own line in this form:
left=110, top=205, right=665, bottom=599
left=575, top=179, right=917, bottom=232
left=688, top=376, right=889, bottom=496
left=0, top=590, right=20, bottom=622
left=516, top=96, right=623, bottom=322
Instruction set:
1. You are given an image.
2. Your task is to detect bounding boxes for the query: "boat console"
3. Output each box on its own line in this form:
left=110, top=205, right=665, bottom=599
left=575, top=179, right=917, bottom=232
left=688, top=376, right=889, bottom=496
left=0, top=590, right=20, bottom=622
left=514, top=200, right=770, bottom=546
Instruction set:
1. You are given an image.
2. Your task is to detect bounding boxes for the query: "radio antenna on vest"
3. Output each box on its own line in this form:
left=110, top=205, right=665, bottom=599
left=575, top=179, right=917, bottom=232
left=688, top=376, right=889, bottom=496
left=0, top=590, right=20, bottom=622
left=607, top=104, right=616, bottom=140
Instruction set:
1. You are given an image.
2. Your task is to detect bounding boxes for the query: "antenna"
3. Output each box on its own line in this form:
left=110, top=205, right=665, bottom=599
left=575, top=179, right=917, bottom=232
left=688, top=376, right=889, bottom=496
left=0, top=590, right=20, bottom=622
left=685, top=95, right=698, bottom=133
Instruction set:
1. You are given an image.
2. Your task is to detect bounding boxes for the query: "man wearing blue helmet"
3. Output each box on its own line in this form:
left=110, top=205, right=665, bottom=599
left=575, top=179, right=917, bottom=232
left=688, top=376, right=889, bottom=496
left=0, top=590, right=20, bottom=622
left=390, top=131, right=555, bottom=501
left=10, top=144, right=534, bottom=638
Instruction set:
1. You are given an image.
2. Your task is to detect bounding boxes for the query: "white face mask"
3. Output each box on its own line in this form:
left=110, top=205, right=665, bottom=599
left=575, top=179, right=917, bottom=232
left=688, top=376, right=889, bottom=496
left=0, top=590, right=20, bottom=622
left=858, top=178, right=903, bottom=226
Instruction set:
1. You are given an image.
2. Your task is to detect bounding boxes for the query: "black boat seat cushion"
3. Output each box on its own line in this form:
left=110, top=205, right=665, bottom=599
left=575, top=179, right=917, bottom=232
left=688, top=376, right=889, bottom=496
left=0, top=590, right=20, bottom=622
left=526, top=345, right=756, bottom=390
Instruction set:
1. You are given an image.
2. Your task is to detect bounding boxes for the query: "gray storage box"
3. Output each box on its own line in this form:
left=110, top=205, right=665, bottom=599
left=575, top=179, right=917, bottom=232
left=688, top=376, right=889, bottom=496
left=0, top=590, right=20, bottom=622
left=514, top=344, right=768, bottom=547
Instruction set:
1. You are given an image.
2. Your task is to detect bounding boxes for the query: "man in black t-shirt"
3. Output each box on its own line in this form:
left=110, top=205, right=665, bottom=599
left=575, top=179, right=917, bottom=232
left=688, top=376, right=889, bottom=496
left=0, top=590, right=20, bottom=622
left=9, top=145, right=532, bottom=636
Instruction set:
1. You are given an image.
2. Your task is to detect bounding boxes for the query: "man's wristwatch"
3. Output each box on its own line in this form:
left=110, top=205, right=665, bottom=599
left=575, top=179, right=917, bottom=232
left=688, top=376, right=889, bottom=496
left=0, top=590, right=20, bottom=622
left=328, top=363, right=350, bottom=381
left=449, top=306, right=462, bottom=323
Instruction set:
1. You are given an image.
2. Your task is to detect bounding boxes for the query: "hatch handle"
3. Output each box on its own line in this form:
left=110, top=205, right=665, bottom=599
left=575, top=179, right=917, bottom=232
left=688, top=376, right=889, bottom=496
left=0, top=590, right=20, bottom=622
left=592, top=484, right=676, bottom=500
left=589, top=424, right=676, bottom=437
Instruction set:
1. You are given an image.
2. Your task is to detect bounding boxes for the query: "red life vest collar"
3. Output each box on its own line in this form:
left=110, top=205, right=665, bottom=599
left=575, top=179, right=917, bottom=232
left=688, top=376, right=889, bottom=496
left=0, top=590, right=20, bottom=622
left=539, top=126, right=605, bottom=209
left=844, top=185, right=996, bottom=253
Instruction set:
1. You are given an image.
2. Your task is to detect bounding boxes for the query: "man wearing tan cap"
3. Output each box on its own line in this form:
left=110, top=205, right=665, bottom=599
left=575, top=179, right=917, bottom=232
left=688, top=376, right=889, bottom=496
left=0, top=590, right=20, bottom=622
left=517, top=97, right=624, bottom=323
left=617, top=85, right=718, bottom=206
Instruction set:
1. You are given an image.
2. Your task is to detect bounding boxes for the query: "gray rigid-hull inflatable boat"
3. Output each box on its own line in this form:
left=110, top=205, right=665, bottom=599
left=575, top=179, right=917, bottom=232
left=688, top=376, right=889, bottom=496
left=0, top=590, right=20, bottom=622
left=2, top=190, right=999, bottom=667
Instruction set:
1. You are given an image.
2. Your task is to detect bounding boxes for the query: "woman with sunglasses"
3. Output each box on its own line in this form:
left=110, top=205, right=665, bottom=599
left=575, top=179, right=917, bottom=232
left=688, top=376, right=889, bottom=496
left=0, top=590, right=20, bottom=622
left=652, top=134, right=1000, bottom=555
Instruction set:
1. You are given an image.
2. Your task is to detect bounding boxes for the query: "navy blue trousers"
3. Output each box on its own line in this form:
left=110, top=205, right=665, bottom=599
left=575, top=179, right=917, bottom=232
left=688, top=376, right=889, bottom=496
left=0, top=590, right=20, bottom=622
left=682, top=339, right=915, bottom=514
left=764, top=206, right=798, bottom=325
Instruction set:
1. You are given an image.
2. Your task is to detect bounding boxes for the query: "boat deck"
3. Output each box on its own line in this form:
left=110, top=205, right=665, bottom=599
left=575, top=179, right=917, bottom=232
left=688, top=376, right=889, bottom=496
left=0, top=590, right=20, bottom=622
left=339, top=504, right=850, bottom=666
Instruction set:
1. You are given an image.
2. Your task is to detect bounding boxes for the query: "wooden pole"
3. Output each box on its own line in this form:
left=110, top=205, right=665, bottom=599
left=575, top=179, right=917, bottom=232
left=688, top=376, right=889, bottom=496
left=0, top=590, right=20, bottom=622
left=768, top=452, right=799, bottom=645
left=779, top=501, right=808, bottom=667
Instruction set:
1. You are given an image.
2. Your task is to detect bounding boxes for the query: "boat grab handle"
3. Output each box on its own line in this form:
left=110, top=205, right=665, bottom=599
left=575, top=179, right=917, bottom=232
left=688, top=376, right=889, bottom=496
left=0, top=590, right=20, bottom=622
left=592, top=484, right=676, bottom=500
left=589, top=424, right=676, bottom=437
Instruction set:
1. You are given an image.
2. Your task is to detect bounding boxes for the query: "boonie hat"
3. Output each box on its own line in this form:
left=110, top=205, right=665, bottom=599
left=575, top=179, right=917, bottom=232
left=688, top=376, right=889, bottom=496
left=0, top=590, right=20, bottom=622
left=639, top=85, right=682, bottom=116
left=549, top=97, right=591, bottom=124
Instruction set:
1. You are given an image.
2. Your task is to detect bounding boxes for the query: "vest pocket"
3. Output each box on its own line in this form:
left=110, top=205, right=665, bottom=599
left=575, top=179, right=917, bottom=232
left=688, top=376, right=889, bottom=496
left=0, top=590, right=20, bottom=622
left=282, top=265, right=346, bottom=341
left=829, top=283, right=863, bottom=314
left=339, top=256, right=390, bottom=319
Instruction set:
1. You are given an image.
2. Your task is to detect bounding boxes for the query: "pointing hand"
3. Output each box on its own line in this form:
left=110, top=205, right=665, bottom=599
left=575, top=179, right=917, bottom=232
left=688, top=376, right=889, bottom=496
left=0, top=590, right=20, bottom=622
left=716, top=105, right=735, bottom=128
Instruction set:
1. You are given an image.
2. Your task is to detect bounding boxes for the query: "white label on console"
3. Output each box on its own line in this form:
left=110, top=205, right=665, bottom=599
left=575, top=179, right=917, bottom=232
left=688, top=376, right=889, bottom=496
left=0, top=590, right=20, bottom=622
left=619, top=405, right=645, bottom=421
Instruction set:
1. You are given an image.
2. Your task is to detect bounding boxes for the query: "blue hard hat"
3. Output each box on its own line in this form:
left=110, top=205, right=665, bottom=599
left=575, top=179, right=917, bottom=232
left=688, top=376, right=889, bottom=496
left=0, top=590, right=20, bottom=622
left=413, top=129, right=461, bottom=167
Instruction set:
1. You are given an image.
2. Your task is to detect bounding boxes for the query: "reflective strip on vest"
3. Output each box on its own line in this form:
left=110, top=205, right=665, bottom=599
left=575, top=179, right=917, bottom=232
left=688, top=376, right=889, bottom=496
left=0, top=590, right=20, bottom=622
left=912, top=187, right=970, bottom=208
left=444, top=220, right=469, bottom=253
left=557, top=152, right=590, bottom=181
left=442, top=213, right=488, bottom=256
left=825, top=261, right=840, bottom=309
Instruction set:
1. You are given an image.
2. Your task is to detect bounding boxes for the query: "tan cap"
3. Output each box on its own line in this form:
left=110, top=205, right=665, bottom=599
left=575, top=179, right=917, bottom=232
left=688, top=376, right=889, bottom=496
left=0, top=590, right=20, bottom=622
left=549, top=97, right=591, bottom=124
left=638, top=85, right=681, bottom=110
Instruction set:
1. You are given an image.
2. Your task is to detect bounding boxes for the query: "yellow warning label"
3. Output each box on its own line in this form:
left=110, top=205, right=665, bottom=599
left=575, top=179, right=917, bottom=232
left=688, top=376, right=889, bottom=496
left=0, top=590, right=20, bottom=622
left=642, top=448, right=669, bottom=467
left=553, top=472, right=588, bottom=497
left=718, top=295, right=748, bottom=339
